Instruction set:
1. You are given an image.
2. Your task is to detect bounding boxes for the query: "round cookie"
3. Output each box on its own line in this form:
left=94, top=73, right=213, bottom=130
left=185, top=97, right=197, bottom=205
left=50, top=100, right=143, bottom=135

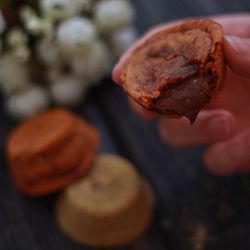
left=7, top=109, right=78, bottom=163
left=121, top=19, right=225, bottom=123
left=14, top=152, right=95, bottom=196
left=56, top=154, right=155, bottom=247
left=7, top=108, right=100, bottom=196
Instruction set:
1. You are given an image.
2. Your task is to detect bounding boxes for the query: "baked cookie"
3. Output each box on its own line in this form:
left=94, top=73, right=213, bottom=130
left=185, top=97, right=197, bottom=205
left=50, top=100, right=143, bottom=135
left=56, top=154, right=155, bottom=247
left=7, top=108, right=100, bottom=196
left=121, top=19, right=226, bottom=123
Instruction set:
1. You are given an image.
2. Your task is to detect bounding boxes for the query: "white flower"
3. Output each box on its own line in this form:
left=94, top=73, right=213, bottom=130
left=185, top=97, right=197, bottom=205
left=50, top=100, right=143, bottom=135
left=40, top=0, right=85, bottom=21
left=0, top=10, right=6, bottom=35
left=109, top=26, right=137, bottom=58
left=0, top=54, right=30, bottom=94
left=50, top=76, right=88, bottom=106
left=7, top=28, right=28, bottom=48
left=57, top=17, right=97, bottom=56
left=20, top=6, right=37, bottom=21
left=75, top=0, right=92, bottom=11
left=36, top=39, right=61, bottom=65
left=6, top=86, right=50, bottom=119
left=95, top=0, right=135, bottom=33
left=71, top=40, right=111, bottom=83
left=20, top=6, right=53, bottom=37
left=26, top=17, right=53, bottom=36
left=26, top=17, right=43, bottom=34
left=47, top=66, right=63, bottom=82
left=6, top=29, right=31, bottom=62
left=13, top=46, right=31, bottom=62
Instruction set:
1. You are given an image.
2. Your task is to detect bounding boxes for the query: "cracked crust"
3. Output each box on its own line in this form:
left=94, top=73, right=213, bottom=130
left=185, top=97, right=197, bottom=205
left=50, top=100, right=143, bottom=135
left=121, top=18, right=226, bottom=123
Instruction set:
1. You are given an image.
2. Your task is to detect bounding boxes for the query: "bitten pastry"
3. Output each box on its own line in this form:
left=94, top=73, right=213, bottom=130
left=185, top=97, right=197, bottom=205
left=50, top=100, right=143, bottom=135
left=7, top=108, right=100, bottom=196
left=56, top=154, right=155, bottom=247
left=121, top=18, right=226, bottom=123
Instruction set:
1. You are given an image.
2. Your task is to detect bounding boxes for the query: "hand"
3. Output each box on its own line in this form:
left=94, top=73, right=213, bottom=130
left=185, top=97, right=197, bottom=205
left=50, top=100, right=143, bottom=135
left=112, top=13, right=250, bottom=176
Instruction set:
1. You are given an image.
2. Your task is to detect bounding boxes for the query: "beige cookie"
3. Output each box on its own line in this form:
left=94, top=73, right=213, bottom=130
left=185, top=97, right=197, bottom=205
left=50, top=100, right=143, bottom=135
left=55, top=154, right=155, bottom=247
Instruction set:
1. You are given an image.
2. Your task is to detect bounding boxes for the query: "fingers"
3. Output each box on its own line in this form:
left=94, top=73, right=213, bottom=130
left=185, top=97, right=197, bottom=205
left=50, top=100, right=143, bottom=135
left=204, top=129, right=250, bottom=176
left=158, top=110, right=236, bottom=147
left=213, top=13, right=250, bottom=37
left=128, top=98, right=157, bottom=120
left=223, top=36, right=250, bottom=77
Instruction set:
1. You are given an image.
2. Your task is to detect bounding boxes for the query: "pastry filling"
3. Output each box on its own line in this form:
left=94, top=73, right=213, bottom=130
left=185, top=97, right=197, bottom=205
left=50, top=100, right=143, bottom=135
left=153, top=74, right=214, bottom=123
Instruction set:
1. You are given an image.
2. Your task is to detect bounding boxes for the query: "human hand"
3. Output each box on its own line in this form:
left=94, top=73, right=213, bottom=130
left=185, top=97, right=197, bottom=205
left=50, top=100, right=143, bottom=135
left=112, top=13, right=250, bottom=176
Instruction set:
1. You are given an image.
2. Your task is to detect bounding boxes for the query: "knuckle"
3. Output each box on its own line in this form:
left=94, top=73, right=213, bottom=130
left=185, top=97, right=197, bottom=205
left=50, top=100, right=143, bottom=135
left=158, top=125, right=184, bottom=147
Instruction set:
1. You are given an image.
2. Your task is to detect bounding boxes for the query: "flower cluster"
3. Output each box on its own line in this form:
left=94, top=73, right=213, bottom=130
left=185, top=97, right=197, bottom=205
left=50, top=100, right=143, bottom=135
left=0, top=0, right=137, bottom=119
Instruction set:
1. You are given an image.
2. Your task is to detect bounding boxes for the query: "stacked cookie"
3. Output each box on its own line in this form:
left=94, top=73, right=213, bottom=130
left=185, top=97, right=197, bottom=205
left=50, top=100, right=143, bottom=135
left=56, top=154, right=155, bottom=247
left=7, top=109, right=99, bottom=196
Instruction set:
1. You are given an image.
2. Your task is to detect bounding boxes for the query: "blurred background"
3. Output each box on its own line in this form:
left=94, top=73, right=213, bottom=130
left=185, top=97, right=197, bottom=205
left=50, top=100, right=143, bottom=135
left=0, top=0, right=250, bottom=250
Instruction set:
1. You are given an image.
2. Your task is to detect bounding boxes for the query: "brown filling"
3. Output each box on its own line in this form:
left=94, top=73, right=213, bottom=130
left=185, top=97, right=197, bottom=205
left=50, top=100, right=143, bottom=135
left=153, top=74, right=214, bottom=123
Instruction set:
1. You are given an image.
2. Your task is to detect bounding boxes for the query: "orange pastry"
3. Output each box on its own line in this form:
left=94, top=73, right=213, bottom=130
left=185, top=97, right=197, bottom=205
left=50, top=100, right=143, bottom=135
left=7, top=108, right=100, bottom=196
left=121, top=19, right=225, bottom=123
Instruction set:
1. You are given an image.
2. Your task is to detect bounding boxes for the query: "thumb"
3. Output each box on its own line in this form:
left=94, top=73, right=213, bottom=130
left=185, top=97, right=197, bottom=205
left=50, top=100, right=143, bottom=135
left=224, top=36, right=250, bottom=77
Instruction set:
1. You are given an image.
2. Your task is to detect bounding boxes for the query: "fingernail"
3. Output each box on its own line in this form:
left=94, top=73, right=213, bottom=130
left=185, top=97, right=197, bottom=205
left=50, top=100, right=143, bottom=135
left=206, top=115, right=229, bottom=140
left=225, top=35, right=250, bottom=55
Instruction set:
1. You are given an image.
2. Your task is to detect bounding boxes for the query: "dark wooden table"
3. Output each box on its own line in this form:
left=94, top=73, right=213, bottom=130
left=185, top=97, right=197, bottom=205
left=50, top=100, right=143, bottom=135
left=0, top=0, right=250, bottom=249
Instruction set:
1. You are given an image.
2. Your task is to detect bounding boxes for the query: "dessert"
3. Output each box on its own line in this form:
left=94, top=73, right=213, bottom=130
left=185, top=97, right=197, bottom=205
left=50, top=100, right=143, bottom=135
left=121, top=19, right=226, bottom=123
left=7, top=108, right=100, bottom=196
left=56, top=154, right=155, bottom=247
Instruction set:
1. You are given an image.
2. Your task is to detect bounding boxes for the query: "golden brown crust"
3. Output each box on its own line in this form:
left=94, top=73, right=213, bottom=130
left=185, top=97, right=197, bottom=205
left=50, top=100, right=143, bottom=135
left=7, top=108, right=100, bottom=196
left=121, top=18, right=226, bottom=123
left=7, top=109, right=78, bottom=163
left=10, top=122, right=98, bottom=181
left=14, top=153, right=95, bottom=196
left=55, top=154, right=155, bottom=247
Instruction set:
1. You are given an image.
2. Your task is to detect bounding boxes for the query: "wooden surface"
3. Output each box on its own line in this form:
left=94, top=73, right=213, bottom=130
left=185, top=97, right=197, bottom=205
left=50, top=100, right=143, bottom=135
left=1, top=0, right=250, bottom=249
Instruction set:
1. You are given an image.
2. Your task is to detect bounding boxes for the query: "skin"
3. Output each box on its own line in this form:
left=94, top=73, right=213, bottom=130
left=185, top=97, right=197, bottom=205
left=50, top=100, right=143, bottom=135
left=112, top=13, right=250, bottom=176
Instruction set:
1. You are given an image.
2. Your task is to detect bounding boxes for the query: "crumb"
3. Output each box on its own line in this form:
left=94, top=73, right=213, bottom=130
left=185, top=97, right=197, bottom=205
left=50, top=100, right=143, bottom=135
left=190, top=223, right=208, bottom=250
left=179, top=212, right=209, bottom=250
